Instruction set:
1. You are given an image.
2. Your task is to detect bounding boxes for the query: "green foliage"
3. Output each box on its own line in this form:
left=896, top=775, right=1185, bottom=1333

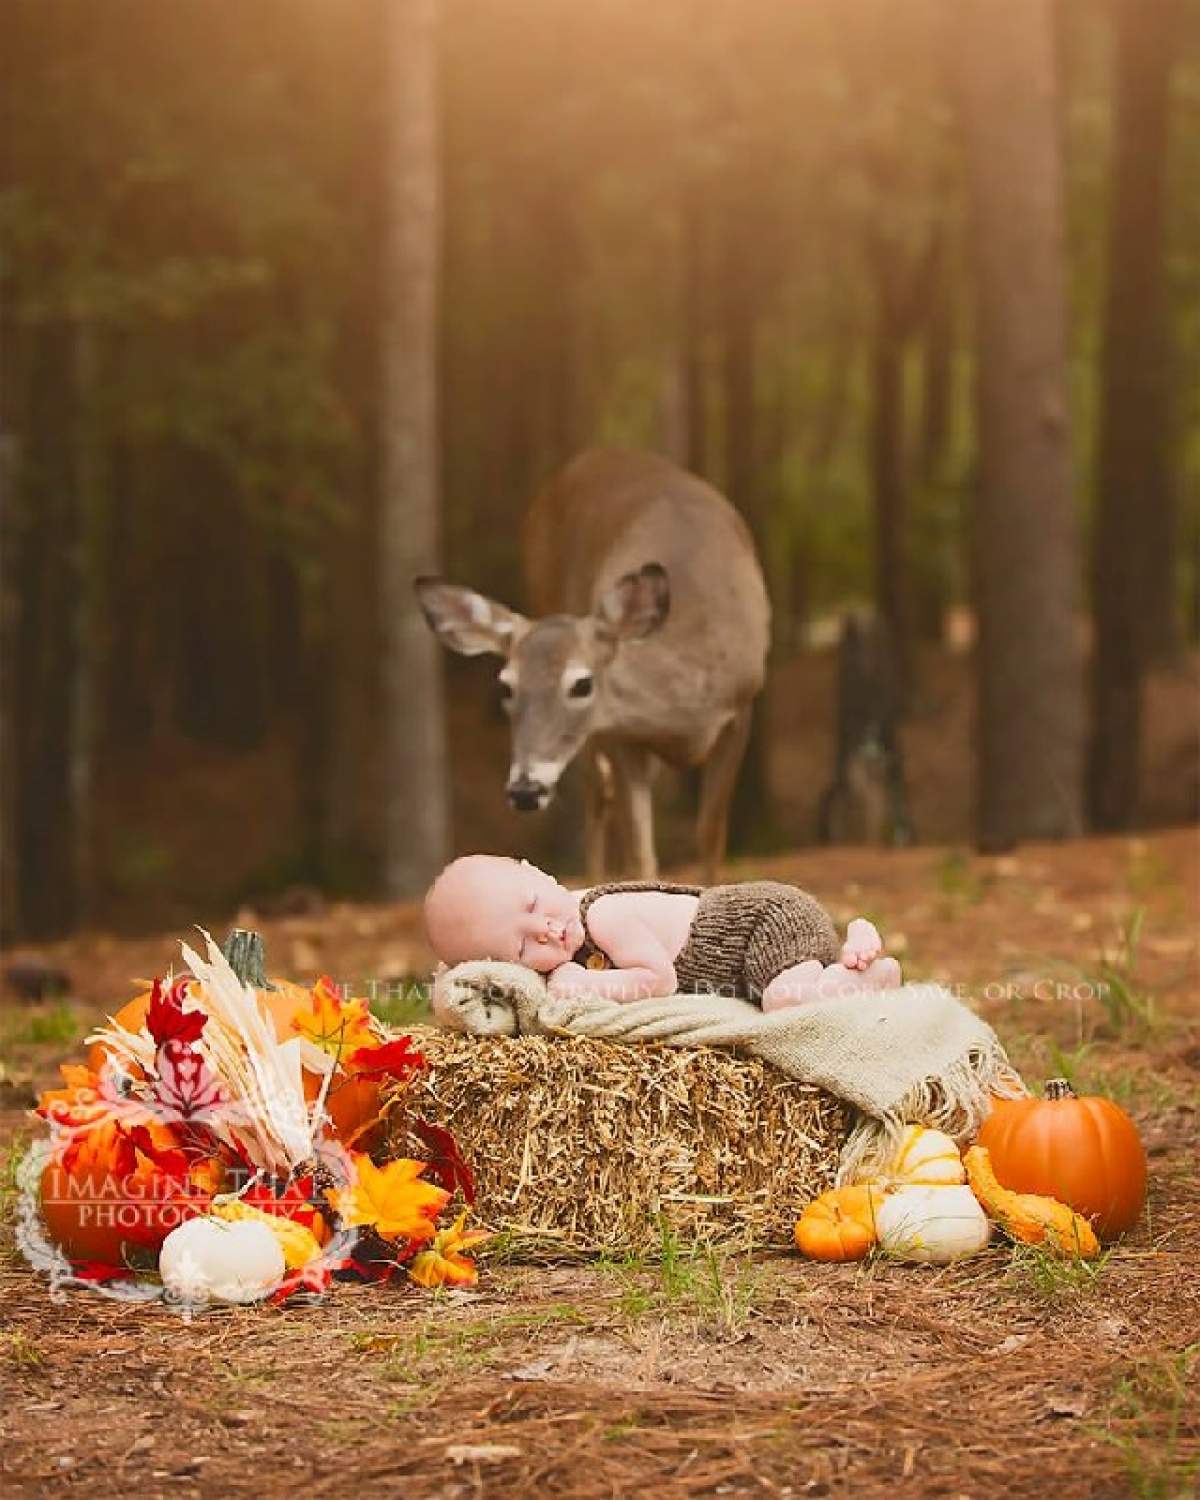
left=369, top=982, right=433, bottom=1031
left=3, top=1005, right=82, bottom=1048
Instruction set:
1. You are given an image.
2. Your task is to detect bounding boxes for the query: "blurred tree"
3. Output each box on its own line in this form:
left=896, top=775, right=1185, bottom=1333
left=1089, top=0, right=1182, bottom=830
left=958, top=0, right=1085, bottom=847
left=380, top=0, right=450, bottom=897
left=0, top=273, right=15, bottom=941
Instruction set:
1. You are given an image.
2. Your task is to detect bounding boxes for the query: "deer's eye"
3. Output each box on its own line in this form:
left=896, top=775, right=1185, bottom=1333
left=498, top=679, right=514, bottom=704
left=567, top=675, right=594, bottom=700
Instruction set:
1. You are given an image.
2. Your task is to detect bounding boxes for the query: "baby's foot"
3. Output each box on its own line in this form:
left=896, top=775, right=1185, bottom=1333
left=861, top=954, right=902, bottom=990
left=761, top=959, right=826, bottom=1011
left=841, top=917, right=883, bottom=971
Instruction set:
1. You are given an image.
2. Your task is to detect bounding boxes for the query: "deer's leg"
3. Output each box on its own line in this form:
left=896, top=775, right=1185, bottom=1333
left=611, top=743, right=658, bottom=879
left=696, top=704, right=753, bottom=884
left=583, top=748, right=614, bottom=881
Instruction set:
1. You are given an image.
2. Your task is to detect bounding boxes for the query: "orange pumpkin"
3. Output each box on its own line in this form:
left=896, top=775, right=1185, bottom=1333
left=794, top=1185, right=883, bottom=1262
left=977, top=1078, right=1146, bottom=1240
left=88, top=935, right=383, bottom=1149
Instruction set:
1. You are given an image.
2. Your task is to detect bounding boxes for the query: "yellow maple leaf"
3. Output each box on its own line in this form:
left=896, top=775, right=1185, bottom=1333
left=328, top=1154, right=450, bottom=1243
left=409, top=1212, right=491, bottom=1288
left=289, top=977, right=375, bottom=1060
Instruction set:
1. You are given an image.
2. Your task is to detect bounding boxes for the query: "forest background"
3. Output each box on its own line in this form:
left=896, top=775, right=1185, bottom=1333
left=1, top=0, right=1197, bottom=943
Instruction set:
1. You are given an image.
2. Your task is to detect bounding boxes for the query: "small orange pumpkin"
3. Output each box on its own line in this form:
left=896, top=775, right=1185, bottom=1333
left=794, top=1185, right=883, bottom=1262
left=977, top=1078, right=1146, bottom=1241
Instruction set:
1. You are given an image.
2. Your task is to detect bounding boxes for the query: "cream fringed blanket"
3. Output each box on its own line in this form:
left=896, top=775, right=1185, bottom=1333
left=431, top=961, right=1028, bottom=1182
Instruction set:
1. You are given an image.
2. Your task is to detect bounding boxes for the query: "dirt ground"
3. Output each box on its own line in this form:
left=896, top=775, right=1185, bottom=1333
left=1, top=828, right=1198, bottom=1498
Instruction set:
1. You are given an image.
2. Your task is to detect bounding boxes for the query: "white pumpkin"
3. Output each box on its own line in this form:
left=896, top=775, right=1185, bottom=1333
left=159, top=1215, right=285, bottom=1304
left=879, top=1125, right=966, bottom=1186
left=875, top=1185, right=991, bottom=1264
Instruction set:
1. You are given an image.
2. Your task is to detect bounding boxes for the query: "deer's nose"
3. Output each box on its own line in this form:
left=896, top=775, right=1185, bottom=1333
left=507, top=776, right=550, bottom=812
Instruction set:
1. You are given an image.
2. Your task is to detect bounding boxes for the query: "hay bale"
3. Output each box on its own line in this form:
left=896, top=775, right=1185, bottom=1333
left=386, top=1026, right=847, bottom=1259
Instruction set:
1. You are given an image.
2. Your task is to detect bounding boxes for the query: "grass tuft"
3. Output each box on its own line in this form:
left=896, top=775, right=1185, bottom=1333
left=1096, top=1344, right=1200, bottom=1499
left=1004, top=1237, right=1113, bottom=1299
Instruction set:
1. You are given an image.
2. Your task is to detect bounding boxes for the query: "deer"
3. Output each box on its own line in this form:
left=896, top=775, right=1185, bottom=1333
left=415, top=449, right=771, bottom=882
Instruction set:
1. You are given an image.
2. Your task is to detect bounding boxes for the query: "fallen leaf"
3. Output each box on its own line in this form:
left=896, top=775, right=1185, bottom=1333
left=445, top=1443, right=521, bottom=1466
left=508, top=1358, right=556, bottom=1382
left=990, top=1334, right=1030, bottom=1356
left=1043, top=1391, right=1088, bottom=1419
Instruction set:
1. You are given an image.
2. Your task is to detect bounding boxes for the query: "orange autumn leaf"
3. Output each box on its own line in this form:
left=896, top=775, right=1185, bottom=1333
left=408, top=1212, right=490, bottom=1289
left=37, top=1064, right=110, bottom=1133
left=289, top=977, right=375, bottom=1060
left=327, top=1154, right=450, bottom=1243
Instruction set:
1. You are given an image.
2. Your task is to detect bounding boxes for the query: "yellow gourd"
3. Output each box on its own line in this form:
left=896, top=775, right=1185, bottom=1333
left=878, top=1125, right=966, bottom=1187
left=964, top=1145, right=1100, bottom=1258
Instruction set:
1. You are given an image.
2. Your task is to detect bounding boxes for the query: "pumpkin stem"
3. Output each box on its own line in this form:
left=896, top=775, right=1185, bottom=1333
left=1044, top=1077, right=1076, bottom=1100
left=221, top=928, right=276, bottom=991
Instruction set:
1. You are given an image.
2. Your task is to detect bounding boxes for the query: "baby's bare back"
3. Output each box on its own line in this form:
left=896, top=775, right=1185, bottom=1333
left=582, top=887, right=699, bottom=963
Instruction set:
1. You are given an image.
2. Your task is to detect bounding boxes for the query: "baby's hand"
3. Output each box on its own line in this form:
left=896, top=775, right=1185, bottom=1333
left=546, top=961, right=593, bottom=1000
left=841, top=917, right=883, bottom=972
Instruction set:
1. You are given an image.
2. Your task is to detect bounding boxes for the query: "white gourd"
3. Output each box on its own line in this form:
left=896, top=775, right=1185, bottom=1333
left=159, top=1215, right=285, bottom=1304
left=875, top=1185, right=991, bottom=1264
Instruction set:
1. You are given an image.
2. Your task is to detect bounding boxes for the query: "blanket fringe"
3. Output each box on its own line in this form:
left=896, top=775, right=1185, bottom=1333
left=836, top=1036, right=1029, bottom=1185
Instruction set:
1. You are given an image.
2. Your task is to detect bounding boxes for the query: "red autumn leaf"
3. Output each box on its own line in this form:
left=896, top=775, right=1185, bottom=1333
left=70, top=1261, right=136, bottom=1283
left=241, top=1173, right=321, bottom=1233
left=269, top=1261, right=336, bottom=1304
left=152, top=1039, right=224, bottom=1123
left=146, top=977, right=207, bottom=1047
left=126, top=1124, right=190, bottom=1181
left=345, top=1036, right=426, bottom=1083
left=412, top=1118, right=476, bottom=1204
left=61, top=1119, right=138, bottom=1178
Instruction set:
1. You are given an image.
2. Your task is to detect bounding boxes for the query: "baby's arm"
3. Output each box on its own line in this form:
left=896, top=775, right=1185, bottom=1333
left=547, top=900, right=677, bottom=1003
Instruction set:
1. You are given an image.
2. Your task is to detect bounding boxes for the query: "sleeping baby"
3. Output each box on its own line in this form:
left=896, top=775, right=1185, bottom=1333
left=423, top=855, right=901, bottom=1011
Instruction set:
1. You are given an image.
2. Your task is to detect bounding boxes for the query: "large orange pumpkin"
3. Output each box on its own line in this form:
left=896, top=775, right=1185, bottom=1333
left=88, top=934, right=383, bottom=1148
left=977, top=1078, right=1147, bottom=1241
left=39, top=1128, right=219, bottom=1266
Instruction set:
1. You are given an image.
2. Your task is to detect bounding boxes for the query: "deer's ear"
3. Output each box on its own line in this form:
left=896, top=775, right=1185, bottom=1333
left=595, top=563, right=670, bottom=642
left=414, top=578, right=528, bottom=657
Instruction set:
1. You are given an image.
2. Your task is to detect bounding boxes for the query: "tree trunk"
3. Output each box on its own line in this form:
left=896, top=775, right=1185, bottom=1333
left=958, top=0, right=1085, bottom=848
left=69, top=315, right=103, bottom=928
left=718, top=186, right=775, bottom=852
left=1088, top=0, right=1180, bottom=829
left=380, top=0, right=451, bottom=897
left=680, top=180, right=709, bottom=478
left=870, top=300, right=910, bottom=698
left=919, top=229, right=954, bottom=487
left=0, top=292, right=16, bottom=941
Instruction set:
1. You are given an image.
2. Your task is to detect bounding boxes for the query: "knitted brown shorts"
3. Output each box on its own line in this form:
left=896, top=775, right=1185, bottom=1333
left=573, top=880, right=841, bottom=1002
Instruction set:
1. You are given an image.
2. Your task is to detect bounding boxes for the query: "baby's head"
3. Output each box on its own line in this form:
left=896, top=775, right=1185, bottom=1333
left=423, top=855, right=583, bottom=973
